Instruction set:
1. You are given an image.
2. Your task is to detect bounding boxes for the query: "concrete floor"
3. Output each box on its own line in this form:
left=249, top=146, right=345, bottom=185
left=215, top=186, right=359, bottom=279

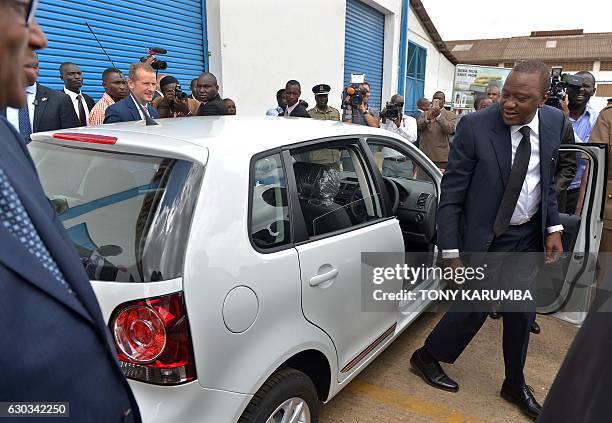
left=320, top=310, right=578, bottom=423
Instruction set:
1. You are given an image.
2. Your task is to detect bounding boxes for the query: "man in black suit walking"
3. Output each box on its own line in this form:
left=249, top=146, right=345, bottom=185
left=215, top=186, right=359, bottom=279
left=2, top=51, right=78, bottom=143
left=60, top=62, right=95, bottom=126
left=281, top=80, right=311, bottom=118
left=0, top=3, right=140, bottom=421
left=195, top=72, right=228, bottom=116
left=410, top=61, right=564, bottom=420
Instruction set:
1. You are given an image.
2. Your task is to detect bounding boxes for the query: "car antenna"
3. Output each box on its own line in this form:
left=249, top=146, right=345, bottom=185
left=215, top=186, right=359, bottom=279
left=86, top=22, right=159, bottom=126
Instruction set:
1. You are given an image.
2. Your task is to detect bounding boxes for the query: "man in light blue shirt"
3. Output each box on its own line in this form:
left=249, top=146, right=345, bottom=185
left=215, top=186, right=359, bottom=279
left=559, top=71, right=598, bottom=213
left=266, top=88, right=286, bottom=116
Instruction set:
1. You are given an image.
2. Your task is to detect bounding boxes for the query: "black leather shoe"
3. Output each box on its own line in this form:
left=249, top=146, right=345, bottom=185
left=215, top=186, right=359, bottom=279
left=500, top=381, right=542, bottom=419
left=489, top=312, right=502, bottom=319
left=530, top=321, right=541, bottom=334
left=410, top=348, right=459, bottom=392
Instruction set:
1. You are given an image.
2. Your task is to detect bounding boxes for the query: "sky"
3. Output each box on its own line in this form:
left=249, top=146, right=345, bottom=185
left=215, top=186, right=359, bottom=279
left=420, top=0, right=610, bottom=41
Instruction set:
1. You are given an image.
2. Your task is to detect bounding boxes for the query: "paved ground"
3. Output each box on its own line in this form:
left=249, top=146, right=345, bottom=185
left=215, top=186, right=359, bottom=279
left=320, top=310, right=578, bottom=423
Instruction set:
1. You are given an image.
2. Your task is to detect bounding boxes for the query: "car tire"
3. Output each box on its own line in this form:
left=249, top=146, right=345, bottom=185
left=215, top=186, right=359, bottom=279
left=238, top=367, right=319, bottom=423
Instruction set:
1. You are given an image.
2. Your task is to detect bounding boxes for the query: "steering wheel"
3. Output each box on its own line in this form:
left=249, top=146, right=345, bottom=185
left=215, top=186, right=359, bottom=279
left=383, top=177, right=400, bottom=214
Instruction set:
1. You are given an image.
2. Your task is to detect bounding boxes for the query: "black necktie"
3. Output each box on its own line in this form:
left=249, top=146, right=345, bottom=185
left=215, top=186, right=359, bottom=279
left=493, top=126, right=532, bottom=237
left=76, top=94, right=87, bottom=126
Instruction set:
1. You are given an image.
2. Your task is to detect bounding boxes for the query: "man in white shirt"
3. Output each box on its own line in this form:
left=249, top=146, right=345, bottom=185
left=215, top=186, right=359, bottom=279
left=379, top=94, right=417, bottom=178
left=60, top=62, right=94, bottom=126
left=410, top=61, right=564, bottom=420
left=104, top=63, right=160, bottom=123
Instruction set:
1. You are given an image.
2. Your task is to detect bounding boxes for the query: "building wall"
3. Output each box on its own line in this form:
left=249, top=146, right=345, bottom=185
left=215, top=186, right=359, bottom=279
left=204, top=0, right=453, bottom=115
left=206, top=0, right=407, bottom=115
left=406, top=6, right=455, bottom=101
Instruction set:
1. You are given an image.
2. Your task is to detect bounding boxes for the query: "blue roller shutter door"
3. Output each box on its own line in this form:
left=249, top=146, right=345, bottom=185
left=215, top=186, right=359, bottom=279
left=344, top=0, right=385, bottom=111
left=37, top=0, right=207, bottom=100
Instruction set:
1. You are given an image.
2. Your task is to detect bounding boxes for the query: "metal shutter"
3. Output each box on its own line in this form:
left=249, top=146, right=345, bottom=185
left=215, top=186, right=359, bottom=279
left=344, top=0, right=385, bottom=110
left=37, top=0, right=207, bottom=100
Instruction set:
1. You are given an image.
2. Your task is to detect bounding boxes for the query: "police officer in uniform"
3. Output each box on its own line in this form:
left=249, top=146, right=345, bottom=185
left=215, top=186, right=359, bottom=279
left=308, top=84, right=340, bottom=121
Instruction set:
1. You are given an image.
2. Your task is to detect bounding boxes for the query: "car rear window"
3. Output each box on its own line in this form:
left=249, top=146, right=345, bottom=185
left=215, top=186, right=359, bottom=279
left=30, top=143, right=204, bottom=282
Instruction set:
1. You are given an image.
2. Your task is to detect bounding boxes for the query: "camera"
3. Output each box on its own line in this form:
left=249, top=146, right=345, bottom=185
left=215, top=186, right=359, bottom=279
left=546, top=66, right=584, bottom=109
left=342, top=84, right=368, bottom=109
left=384, top=102, right=401, bottom=119
left=140, top=47, right=168, bottom=71
left=174, top=84, right=188, bottom=101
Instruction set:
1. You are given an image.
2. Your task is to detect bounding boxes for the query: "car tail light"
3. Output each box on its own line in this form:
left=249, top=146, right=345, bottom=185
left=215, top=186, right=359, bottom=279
left=53, top=133, right=118, bottom=145
left=109, top=292, right=197, bottom=385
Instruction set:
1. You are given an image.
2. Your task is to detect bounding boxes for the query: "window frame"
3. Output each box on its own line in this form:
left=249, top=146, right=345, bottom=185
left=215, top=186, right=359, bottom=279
left=282, top=136, right=394, bottom=245
left=247, top=148, right=298, bottom=254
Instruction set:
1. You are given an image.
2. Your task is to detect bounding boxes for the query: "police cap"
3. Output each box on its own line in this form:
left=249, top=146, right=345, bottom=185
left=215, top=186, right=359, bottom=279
left=312, top=84, right=331, bottom=96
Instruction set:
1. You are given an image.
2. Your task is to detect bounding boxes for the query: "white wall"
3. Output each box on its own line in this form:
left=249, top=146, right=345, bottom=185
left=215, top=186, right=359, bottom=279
left=210, top=0, right=346, bottom=115
left=205, top=0, right=406, bottom=115
left=406, top=5, right=454, bottom=101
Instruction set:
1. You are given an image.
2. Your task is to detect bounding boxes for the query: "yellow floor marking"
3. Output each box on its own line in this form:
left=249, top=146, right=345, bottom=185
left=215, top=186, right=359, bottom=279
left=345, top=380, right=489, bottom=423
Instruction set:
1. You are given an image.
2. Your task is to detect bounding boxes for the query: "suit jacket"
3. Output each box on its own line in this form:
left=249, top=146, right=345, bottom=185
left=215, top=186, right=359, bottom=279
left=437, top=103, right=563, bottom=254
left=553, top=119, right=577, bottom=193
left=104, top=94, right=160, bottom=124
left=0, top=116, right=141, bottom=422
left=281, top=103, right=311, bottom=118
left=196, top=94, right=228, bottom=116
left=34, top=83, right=80, bottom=133
left=417, top=108, right=457, bottom=163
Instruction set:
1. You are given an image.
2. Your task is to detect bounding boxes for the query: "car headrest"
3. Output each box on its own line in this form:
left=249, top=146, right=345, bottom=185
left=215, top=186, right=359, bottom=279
left=293, top=162, right=340, bottom=205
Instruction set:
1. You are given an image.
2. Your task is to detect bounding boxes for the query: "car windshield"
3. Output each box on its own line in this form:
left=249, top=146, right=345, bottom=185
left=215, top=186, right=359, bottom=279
left=30, top=143, right=204, bottom=283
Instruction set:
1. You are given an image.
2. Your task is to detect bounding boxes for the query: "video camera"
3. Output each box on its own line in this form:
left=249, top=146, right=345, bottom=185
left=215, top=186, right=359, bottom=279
left=546, top=66, right=585, bottom=109
left=140, top=47, right=168, bottom=71
left=383, top=102, right=402, bottom=119
left=174, top=84, right=188, bottom=101
left=342, top=84, right=368, bottom=109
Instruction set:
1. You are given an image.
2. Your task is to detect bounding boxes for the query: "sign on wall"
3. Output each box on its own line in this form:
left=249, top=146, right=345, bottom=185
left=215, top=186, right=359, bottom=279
left=452, top=64, right=512, bottom=112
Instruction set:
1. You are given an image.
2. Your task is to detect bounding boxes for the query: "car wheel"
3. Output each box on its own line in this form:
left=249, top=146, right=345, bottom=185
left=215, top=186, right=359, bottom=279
left=238, top=367, right=319, bottom=423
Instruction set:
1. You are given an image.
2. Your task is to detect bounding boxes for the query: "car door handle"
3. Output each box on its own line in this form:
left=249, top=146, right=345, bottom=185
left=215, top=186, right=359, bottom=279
left=309, top=268, right=339, bottom=286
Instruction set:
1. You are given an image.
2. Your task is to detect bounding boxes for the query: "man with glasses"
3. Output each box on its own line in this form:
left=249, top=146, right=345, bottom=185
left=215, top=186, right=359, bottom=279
left=0, top=2, right=141, bottom=421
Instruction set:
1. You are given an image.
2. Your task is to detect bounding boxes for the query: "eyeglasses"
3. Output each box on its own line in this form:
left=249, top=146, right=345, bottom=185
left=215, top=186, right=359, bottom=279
left=5, top=0, right=38, bottom=25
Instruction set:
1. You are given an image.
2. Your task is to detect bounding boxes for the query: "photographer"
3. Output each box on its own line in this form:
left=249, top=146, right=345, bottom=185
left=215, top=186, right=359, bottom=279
left=152, top=76, right=199, bottom=118
left=380, top=94, right=417, bottom=143
left=342, top=81, right=379, bottom=127
left=417, top=91, right=457, bottom=169
left=558, top=71, right=598, bottom=214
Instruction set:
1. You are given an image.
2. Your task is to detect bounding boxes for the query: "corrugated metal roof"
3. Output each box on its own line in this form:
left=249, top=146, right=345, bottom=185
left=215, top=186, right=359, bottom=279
left=446, top=32, right=612, bottom=64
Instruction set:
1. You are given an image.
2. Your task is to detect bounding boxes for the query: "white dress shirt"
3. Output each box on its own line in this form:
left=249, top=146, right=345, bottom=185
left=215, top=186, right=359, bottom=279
left=64, top=87, right=91, bottom=125
left=6, top=83, right=37, bottom=132
left=442, top=109, right=563, bottom=258
left=285, top=101, right=300, bottom=116
left=381, top=114, right=418, bottom=143
left=131, top=94, right=149, bottom=120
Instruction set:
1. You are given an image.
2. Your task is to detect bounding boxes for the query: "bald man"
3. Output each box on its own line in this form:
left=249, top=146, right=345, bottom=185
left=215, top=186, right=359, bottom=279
left=195, top=72, right=228, bottom=116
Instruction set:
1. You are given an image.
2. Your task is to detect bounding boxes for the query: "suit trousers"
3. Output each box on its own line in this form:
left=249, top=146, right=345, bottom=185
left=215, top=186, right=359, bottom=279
left=425, top=218, right=542, bottom=389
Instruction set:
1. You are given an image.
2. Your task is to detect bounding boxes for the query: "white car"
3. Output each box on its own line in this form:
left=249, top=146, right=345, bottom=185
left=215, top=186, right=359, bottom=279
left=29, top=116, right=605, bottom=422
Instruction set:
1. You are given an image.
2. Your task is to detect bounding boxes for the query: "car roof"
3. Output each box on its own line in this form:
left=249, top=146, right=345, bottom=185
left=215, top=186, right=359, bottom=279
left=32, top=116, right=391, bottom=157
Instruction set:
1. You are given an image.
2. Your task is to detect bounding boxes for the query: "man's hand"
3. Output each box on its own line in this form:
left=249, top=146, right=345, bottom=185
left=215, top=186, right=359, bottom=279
left=392, top=115, right=402, bottom=129
left=559, top=96, right=570, bottom=117
left=430, top=106, right=441, bottom=119
left=173, top=97, right=190, bottom=115
left=545, top=232, right=564, bottom=264
left=440, top=257, right=465, bottom=289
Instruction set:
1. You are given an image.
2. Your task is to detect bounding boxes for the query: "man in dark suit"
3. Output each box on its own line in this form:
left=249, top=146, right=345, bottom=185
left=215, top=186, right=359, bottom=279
left=2, top=51, right=79, bottom=143
left=59, top=62, right=95, bottom=126
left=281, top=80, right=311, bottom=118
left=410, top=61, right=564, bottom=420
left=0, top=4, right=140, bottom=422
left=195, top=72, right=228, bottom=116
left=104, top=62, right=160, bottom=123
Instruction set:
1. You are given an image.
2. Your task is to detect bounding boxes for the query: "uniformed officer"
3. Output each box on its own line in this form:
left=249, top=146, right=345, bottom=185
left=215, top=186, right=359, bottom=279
left=308, top=84, right=340, bottom=121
